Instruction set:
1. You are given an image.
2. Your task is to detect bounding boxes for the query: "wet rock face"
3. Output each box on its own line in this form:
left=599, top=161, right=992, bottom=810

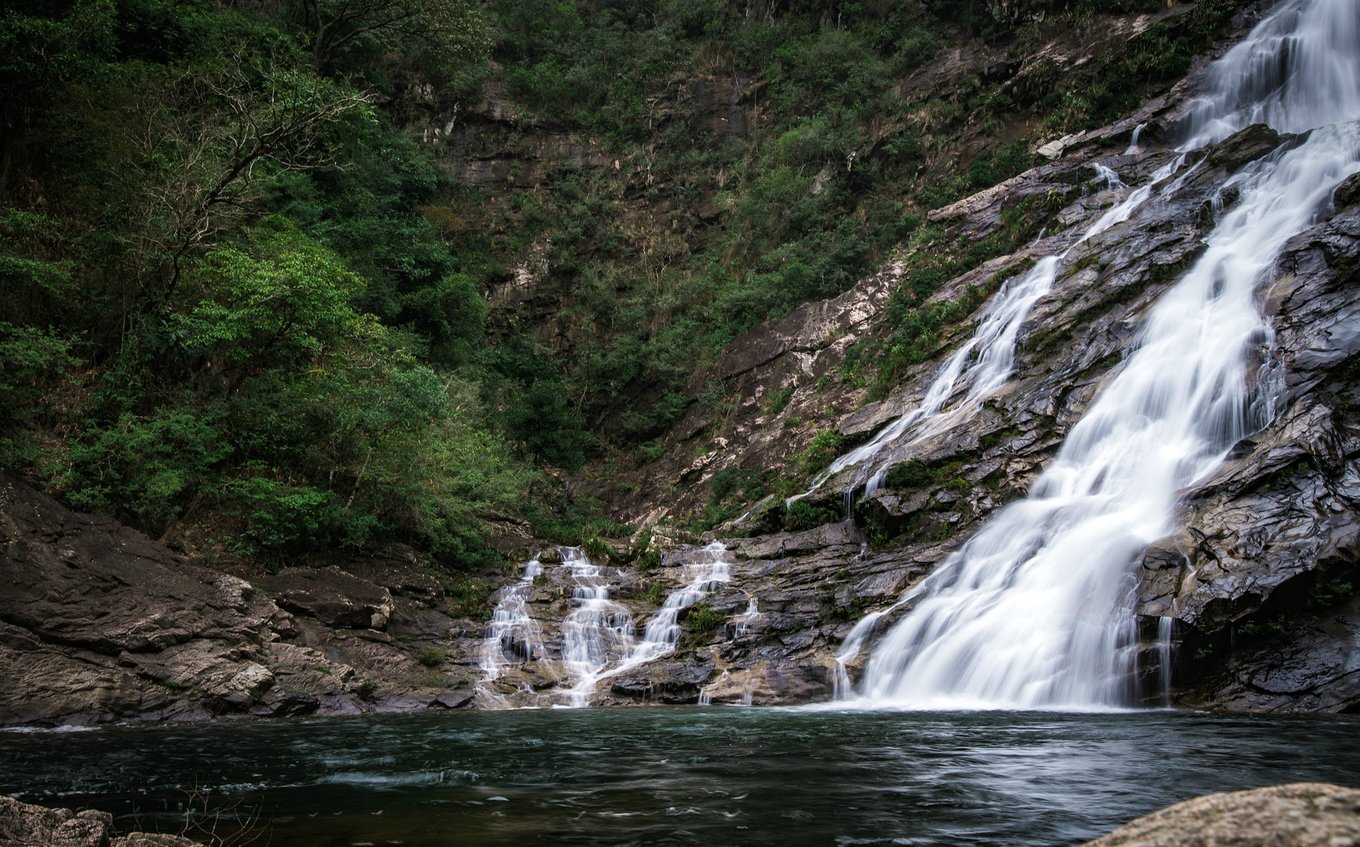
left=0, top=475, right=480, bottom=726
left=1134, top=204, right=1360, bottom=712
left=1083, top=783, right=1360, bottom=847
left=256, top=568, right=395, bottom=630
left=594, top=118, right=1360, bottom=710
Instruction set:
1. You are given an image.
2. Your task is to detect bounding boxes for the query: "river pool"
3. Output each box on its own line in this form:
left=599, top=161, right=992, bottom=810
left=3, top=707, right=1359, bottom=846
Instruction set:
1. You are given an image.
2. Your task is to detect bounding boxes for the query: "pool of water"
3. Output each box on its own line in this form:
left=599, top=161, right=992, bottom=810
left=3, top=707, right=1359, bottom=846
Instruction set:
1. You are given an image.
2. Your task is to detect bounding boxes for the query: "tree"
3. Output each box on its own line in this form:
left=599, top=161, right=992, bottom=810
left=132, top=55, right=373, bottom=313
left=293, top=0, right=491, bottom=73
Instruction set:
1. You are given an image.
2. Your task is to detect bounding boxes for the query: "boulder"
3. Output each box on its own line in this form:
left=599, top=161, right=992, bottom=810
left=1084, top=783, right=1360, bottom=847
left=256, top=568, right=394, bottom=630
left=0, top=795, right=202, bottom=847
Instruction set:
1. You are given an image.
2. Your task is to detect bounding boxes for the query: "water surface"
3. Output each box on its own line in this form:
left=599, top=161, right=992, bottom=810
left=3, top=708, right=1359, bottom=846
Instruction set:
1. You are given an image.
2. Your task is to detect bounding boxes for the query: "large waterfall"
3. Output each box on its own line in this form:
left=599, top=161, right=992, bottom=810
left=841, top=0, right=1360, bottom=709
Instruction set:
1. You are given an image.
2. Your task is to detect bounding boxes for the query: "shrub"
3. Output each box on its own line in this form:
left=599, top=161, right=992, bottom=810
left=417, top=645, right=447, bottom=668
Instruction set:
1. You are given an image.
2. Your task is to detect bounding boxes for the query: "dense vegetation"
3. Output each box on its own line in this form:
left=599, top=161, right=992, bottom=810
left=0, top=0, right=1241, bottom=570
left=436, top=0, right=1238, bottom=461
left=0, top=0, right=559, bottom=571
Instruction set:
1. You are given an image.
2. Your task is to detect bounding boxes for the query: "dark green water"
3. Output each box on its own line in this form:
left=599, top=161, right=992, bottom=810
left=3, top=707, right=1359, bottom=846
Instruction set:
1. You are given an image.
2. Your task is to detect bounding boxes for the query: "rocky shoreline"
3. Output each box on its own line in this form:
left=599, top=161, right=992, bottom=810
left=0, top=473, right=486, bottom=727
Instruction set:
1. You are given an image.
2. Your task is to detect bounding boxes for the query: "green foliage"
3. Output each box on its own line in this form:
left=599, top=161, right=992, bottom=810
left=176, top=232, right=363, bottom=370
left=684, top=601, right=724, bottom=637
left=784, top=498, right=840, bottom=532
left=0, top=322, right=75, bottom=428
left=795, top=429, right=846, bottom=477
left=582, top=536, right=613, bottom=562
left=0, top=0, right=583, bottom=571
left=64, top=405, right=233, bottom=532
left=527, top=494, right=631, bottom=547
left=644, top=580, right=666, bottom=606
left=417, top=645, right=448, bottom=667
left=883, top=459, right=935, bottom=492
left=1313, top=580, right=1356, bottom=608
left=224, top=477, right=336, bottom=554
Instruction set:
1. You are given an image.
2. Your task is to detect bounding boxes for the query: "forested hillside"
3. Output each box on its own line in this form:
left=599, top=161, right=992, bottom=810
left=0, top=0, right=1243, bottom=581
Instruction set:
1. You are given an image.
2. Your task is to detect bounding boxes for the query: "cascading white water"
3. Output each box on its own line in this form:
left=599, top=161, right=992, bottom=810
left=734, top=597, right=759, bottom=637
left=843, top=0, right=1360, bottom=710
left=1156, top=617, right=1175, bottom=707
left=1180, top=0, right=1360, bottom=145
left=798, top=154, right=1174, bottom=505
left=599, top=541, right=733, bottom=682
left=479, top=556, right=545, bottom=686
left=559, top=548, right=636, bottom=707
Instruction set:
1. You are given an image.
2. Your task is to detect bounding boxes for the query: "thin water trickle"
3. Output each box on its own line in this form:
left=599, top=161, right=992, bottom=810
left=842, top=0, right=1360, bottom=709
left=1157, top=617, right=1175, bottom=707
left=797, top=153, right=1181, bottom=509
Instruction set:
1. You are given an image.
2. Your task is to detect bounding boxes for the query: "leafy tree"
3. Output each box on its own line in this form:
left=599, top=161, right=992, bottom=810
left=291, top=0, right=492, bottom=73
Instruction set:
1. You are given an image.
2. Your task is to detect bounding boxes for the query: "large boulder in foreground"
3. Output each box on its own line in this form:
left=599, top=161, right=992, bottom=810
left=1084, top=783, right=1360, bottom=847
left=0, top=795, right=201, bottom=847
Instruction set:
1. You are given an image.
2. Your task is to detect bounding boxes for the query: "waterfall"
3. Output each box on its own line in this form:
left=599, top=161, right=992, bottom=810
left=797, top=152, right=1177, bottom=506
left=734, top=597, right=760, bottom=637
left=479, top=557, right=545, bottom=680
left=597, top=541, right=733, bottom=684
left=842, top=0, right=1360, bottom=709
left=560, top=548, right=636, bottom=708
left=474, top=556, right=546, bottom=707
left=1156, top=616, right=1175, bottom=707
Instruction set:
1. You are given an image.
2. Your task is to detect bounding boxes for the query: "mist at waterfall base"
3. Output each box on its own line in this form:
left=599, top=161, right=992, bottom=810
left=832, top=0, right=1360, bottom=710
left=7, top=709, right=1360, bottom=847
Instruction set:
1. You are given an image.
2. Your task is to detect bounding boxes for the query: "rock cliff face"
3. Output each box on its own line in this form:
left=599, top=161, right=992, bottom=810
left=548, top=94, right=1360, bottom=707
left=0, top=476, right=485, bottom=725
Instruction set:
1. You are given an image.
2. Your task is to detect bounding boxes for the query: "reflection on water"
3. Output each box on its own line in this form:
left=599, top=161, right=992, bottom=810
left=3, top=709, right=1359, bottom=846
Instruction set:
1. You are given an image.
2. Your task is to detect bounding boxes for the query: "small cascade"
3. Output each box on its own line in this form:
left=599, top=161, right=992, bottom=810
left=832, top=610, right=889, bottom=701
left=1156, top=617, right=1175, bottom=707
left=797, top=154, right=1181, bottom=507
left=734, top=597, right=759, bottom=637
left=474, top=557, right=547, bottom=707
left=841, top=0, right=1360, bottom=710
left=602, top=542, right=733, bottom=681
left=696, top=668, right=757, bottom=706
left=1125, top=123, right=1147, bottom=155
left=697, top=670, right=728, bottom=706
left=559, top=548, right=636, bottom=708
left=479, top=557, right=545, bottom=679
left=1090, top=162, right=1125, bottom=189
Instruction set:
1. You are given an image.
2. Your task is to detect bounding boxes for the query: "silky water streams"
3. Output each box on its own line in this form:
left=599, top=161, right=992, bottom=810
left=838, top=0, right=1360, bottom=709
left=476, top=544, right=737, bottom=708
left=798, top=148, right=1181, bottom=509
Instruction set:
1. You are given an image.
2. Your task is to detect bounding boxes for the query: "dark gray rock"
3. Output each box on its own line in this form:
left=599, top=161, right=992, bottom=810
left=256, top=568, right=394, bottom=630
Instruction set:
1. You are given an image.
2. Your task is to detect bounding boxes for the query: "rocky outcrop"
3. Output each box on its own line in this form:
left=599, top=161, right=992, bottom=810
left=570, top=120, right=1360, bottom=708
left=1083, top=783, right=1360, bottom=847
left=0, top=795, right=201, bottom=847
left=0, top=475, right=484, bottom=726
left=1134, top=197, right=1360, bottom=712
